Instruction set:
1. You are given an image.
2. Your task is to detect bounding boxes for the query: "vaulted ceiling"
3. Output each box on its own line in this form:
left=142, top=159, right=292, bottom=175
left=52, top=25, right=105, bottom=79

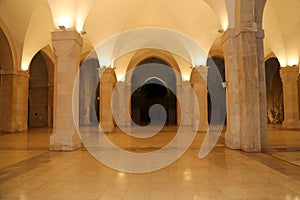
left=0, top=0, right=299, bottom=72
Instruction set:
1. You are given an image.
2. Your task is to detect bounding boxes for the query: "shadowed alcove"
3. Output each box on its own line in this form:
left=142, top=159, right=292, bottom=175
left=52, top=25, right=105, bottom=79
left=131, top=57, right=177, bottom=126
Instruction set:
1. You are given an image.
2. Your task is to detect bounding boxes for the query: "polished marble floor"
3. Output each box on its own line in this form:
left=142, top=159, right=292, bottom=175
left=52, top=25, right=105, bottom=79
left=0, top=126, right=299, bottom=200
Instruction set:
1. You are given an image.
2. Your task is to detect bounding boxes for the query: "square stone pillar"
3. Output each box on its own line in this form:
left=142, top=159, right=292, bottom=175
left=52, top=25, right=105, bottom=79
left=98, top=68, right=117, bottom=132
left=280, top=66, right=300, bottom=129
left=50, top=31, right=82, bottom=151
left=181, top=81, right=193, bottom=126
left=222, top=24, right=267, bottom=152
left=0, top=70, right=29, bottom=133
left=116, top=81, right=131, bottom=127
left=190, top=66, right=208, bottom=132
left=221, top=29, right=241, bottom=150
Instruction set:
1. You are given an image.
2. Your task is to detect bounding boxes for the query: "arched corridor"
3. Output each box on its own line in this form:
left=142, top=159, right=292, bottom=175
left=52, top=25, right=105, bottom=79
left=131, top=58, right=177, bottom=126
left=0, top=0, right=300, bottom=199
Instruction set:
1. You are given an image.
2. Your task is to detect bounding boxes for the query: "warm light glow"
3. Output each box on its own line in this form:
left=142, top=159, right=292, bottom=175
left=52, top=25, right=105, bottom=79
left=222, top=21, right=228, bottom=31
left=183, top=170, right=192, bottom=181
left=21, top=65, right=28, bottom=71
left=182, top=75, right=190, bottom=81
left=21, top=55, right=32, bottom=70
left=287, top=58, right=298, bottom=66
left=117, top=75, right=125, bottom=82
left=76, top=18, right=84, bottom=32
left=118, top=172, right=126, bottom=178
left=58, top=16, right=72, bottom=28
left=278, top=58, right=287, bottom=67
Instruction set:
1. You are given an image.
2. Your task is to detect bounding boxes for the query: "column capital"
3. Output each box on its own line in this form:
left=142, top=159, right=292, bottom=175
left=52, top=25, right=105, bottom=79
left=51, top=30, right=83, bottom=44
left=221, top=28, right=237, bottom=44
left=221, top=24, right=264, bottom=44
left=280, top=66, right=299, bottom=80
left=98, top=67, right=117, bottom=83
left=51, top=31, right=83, bottom=56
left=237, top=22, right=258, bottom=33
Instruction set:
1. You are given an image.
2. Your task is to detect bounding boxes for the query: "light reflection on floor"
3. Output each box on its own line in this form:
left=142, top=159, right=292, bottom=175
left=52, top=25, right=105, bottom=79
left=0, top=125, right=299, bottom=200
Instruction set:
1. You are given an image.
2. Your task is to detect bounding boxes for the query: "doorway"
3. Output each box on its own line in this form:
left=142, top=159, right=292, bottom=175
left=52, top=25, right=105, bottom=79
left=131, top=57, right=177, bottom=126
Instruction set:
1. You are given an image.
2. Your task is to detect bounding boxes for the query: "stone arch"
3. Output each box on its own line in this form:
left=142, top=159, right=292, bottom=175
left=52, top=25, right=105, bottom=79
left=26, top=47, right=55, bottom=128
left=235, top=0, right=266, bottom=29
left=0, top=18, right=23, bottom=133
left=264, top=52, right=277, bottom=62
left=130, top=57, right=177, bottom=126
left=208, top=49, right=224, bottom=59
left=28, top=51, right=53, bottom=128
left=126, top=49, right=182, bottom=125
left=0, top=17, right=18, bottom=71
left=0, top=28, right=13, bottom=71
left=125, top=49, right=182, bottom=84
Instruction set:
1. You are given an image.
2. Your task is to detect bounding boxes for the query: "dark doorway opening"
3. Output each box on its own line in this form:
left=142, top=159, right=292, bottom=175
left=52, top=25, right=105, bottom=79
left=206, top=56, right=226, bottom=124
left=265, top=57, right=284, bottom=124
left=131, top=57, right=177, bottom=126
left=28, top=52, right=49, bottom=128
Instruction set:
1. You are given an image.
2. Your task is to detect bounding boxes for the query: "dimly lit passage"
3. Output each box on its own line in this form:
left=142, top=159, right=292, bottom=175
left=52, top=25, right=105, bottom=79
left=131, top=58, right=177, bottom=126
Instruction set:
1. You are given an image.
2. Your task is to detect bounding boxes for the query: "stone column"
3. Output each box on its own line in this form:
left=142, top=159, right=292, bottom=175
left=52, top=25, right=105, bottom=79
left=190, top=66, right=208, bottom=132
left=280, top=66, right=300, bottom=129
left=99, top=68, right=117, bottom=132
left=221, top=29, right=241, bottom=150
left=237, top=25, right=262, bottom=152
left=0, top=70, right=29, bottom=133
left=116, top=81, right=131, bottom=127
left=50, top=31, right=82, bottom=151
left=181, top=81, right=193, bottom=126
left=222, top=24, right=266, bottom=152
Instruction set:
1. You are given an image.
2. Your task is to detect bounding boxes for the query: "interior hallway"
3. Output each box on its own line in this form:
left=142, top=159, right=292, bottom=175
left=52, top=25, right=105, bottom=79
left=0, top=126, right=299, bottom=200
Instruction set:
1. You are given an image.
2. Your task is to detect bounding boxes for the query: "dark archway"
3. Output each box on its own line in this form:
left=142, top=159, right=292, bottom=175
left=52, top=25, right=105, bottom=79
left=206, top=56, right=226, bottom=124
left=28, top=52, right=49, bottom=128
left=265, top=57, right=284, bottom=124
left=131, top=57, right=177, bottom=126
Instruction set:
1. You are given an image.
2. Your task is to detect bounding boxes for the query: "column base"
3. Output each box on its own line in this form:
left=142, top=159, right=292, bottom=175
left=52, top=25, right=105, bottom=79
left=197, top=122, right=208, bottom=132
left=225, top=130, right=240, bottom=150
left=50, top=129, right=81, bottom=151
left=100, top=123, right=114, bottom=133
left=282, top=120, right=300, bottom=129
